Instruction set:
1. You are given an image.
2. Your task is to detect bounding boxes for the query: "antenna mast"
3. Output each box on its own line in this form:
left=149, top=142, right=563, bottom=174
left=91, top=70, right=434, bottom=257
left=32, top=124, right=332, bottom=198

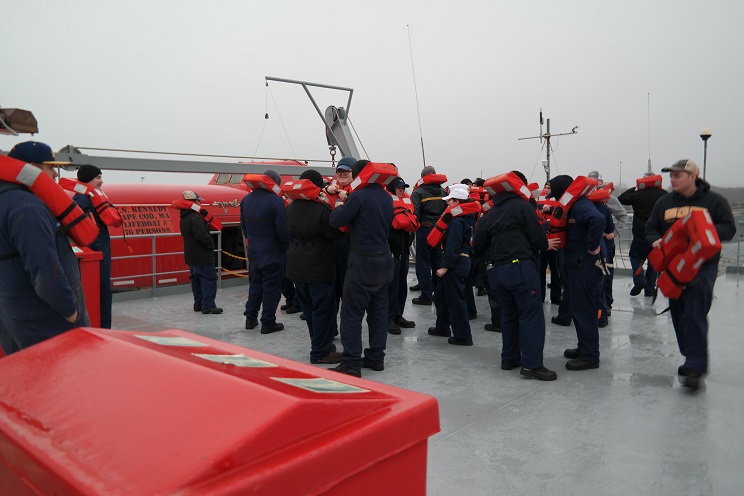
left=647, top=93, right=652, bottom=173
left=519, top=110, right=578, bottom=183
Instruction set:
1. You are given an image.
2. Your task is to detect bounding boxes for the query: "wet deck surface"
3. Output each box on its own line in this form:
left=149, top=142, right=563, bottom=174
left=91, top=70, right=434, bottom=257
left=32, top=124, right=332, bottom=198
left=113, top=270, right=744, bottom=496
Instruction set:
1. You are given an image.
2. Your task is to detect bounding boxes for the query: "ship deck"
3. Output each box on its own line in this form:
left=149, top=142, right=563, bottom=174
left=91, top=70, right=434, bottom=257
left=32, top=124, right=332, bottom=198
left=112, top=269, right=744, bottom=495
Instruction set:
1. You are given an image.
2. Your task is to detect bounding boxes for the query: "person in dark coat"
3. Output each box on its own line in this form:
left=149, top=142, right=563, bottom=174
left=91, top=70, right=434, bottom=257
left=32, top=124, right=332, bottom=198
left=180, top=190, right=222, bottom=315
left=386, top=177, right=416, bottom=335
left=241, top=169, right=290, bottom=334
left=427, top=186, right=474, bottom=346
left=550, top=175, right=606, bottom=371
left=72, top=164, right=114, bottom=328
left=475, top=171, right=558, bottom=380
left=618, top=172, right=668, bottom=296
left=410, top=166, right=446, bottom=305
left=328, top=160, right=394, bottom=377
left=646, top=159, right=736, bottom=389
left=286, top=170, right=345, bottom=364
left=0, top=141, right=89, bottom=355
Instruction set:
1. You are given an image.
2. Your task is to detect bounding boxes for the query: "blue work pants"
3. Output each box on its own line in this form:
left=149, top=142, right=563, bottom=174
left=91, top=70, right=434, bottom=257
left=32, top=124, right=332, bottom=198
left=339, top=253, right=394, bottom=369
left=566, top=252, right=603, bottom=363
left=489, top=259, right=546, bottom=369
left=244, top=260, right=284, bottom=326
left=295, top=281, right=336, bottom=361
left=415, top=227, right=442, bottom=300
left=189, top=264, right=217, bottom=310
left=434, top=256, right=471, bottom=341
left=669, top=263, right=717, bottom=374
left=629, top=237, right=657, bottom=294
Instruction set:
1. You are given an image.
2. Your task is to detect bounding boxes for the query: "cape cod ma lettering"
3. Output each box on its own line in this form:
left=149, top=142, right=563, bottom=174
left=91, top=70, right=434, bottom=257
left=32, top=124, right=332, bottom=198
left=119, top=205, right=172, bottom=235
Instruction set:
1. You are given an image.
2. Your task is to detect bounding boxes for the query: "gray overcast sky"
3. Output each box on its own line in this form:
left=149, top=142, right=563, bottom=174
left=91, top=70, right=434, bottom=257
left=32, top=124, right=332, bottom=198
left=3, top=0, right=743, bottom=188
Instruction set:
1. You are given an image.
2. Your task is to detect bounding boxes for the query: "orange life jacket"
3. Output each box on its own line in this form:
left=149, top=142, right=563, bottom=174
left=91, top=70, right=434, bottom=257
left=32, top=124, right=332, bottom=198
left=334, top=163, right=398, bottom=233
left=391, top=192, right=419, bottom=232
left=170, top=200, right=223, bottom=231
left=347, top=162, right=399, bottom=192
left=648, top=209, right=721, bottom=298
left=637, top=175, right=662, bottom=190
left=0, top=155, right=99, bottom=246
left=242, top=174, right=283, bottom=196
left=542, top=176, right=598, bottom=248
left=59, top=178, right=123, bottom=228
left=426, top=200, right=482, bottom=248
left=280, top=179, right=330, bottom=205
left=484, top=172, right=534, bottom=202
left=469, top=185, right=487, bottom=201
left=588, top=187, right=610, bottom=204
left=413, top=173, right=448, bottom=189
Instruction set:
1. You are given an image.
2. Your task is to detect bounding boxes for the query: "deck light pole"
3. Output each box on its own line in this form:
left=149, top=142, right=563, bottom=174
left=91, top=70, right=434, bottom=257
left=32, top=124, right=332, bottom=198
left=700, top=128, right=711, bottom=181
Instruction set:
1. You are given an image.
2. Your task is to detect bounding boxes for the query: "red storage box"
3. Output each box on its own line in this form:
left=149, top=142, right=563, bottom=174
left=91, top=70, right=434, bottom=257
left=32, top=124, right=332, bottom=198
left=0, top=328, right=440, bottom=495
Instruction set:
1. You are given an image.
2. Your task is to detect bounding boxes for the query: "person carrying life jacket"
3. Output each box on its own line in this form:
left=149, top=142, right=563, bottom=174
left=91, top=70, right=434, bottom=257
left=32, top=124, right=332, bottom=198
left=386, top=176, right=418, bottom=335
left=320, top=156, right=356, bottom=334
left=0, top=141, right=90, bottom=355
left=410, top=166, right=447, bottom=305
left=426, top=185, right=475, bottom=346
left=285, top=169, right=345, bottom=365
left=241, top=169, right=289, bottom=334
left=537, top=180, right=563, bottom=306
left=70, top=165, right=120, bottom=328
left=328, top=159, right=394, bottom=377
left=646, top=159, right=737, bottom=390
left=474, top=170, right=558, bottom=380
left=618, top=171, right=668, bottom=297
left=587, top=171, right=628, bottom=316
left=547, top=175, right=606, bottom=371
left=587, top=179, right=616, bottom=329
left=178, top=190, right=223, bottom=315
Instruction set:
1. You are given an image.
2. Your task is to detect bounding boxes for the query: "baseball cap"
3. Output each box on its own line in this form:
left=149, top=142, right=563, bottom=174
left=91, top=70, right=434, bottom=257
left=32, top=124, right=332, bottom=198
left=336, top=156, right=356, bottom=172
left=661, top=159, right=700, bottom=175
left=394, top=178, right=410, bottom=188
left=7, top=141, right=69, bottom=165
left=442, top=187, right=469, bottom=201
left=183, top=190, right=204, bottom=201
left=587, top=170, right=603, bottom=180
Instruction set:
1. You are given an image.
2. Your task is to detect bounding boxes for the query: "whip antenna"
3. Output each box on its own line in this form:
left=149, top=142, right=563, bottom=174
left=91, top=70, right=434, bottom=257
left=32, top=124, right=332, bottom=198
left=407, top=25, right=426, bottom=167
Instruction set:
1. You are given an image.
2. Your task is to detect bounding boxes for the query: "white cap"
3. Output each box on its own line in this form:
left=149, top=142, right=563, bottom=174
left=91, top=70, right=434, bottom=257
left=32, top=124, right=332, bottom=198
left=443, top=188, right=469, bottom=201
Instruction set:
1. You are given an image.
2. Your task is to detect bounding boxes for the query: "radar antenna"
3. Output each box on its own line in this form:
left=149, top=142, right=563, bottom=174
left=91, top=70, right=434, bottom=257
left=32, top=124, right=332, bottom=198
left=518, top=109, right=578, bottom=183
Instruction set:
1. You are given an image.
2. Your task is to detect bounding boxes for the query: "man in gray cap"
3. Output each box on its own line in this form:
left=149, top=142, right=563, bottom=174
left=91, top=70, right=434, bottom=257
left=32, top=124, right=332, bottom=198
left=587, top=170, right=627, bottom=315
left=241, top=169, right=289, bottom=334
left=0, top=141, right=89, bottom=354
left=646, top=159, right=736, bottom=389
left=180, top=190, right=223, bottom=315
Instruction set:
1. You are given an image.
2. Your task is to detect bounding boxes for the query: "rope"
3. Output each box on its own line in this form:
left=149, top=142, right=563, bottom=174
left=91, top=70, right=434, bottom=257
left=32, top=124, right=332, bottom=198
left=253, top=82, right=270, bottom=157
left=347, top=117, right=369, bottom=160
left=221, top=267, right=249, bottom=278
left=222, top=249, right=247, bottom=261
left=267, top=83, right=297, bottom=158
left=528, top=140, right=546, bottom=183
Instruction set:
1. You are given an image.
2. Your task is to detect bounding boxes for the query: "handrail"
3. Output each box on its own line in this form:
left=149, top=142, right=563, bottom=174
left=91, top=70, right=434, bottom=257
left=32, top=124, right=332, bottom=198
left=109, top=231, right=247, bottom=296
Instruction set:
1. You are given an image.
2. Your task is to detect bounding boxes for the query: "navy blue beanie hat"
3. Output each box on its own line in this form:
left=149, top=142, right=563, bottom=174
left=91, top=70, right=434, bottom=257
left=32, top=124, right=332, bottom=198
left=299, top=169, right=324, bottom=188
left=548, top=175, right=573, bottom=199
left=77, top=164, right=102, bottom=183
left=351, top=159, right=370, bottom=179
left=264, top=169, right=282, bottom=185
